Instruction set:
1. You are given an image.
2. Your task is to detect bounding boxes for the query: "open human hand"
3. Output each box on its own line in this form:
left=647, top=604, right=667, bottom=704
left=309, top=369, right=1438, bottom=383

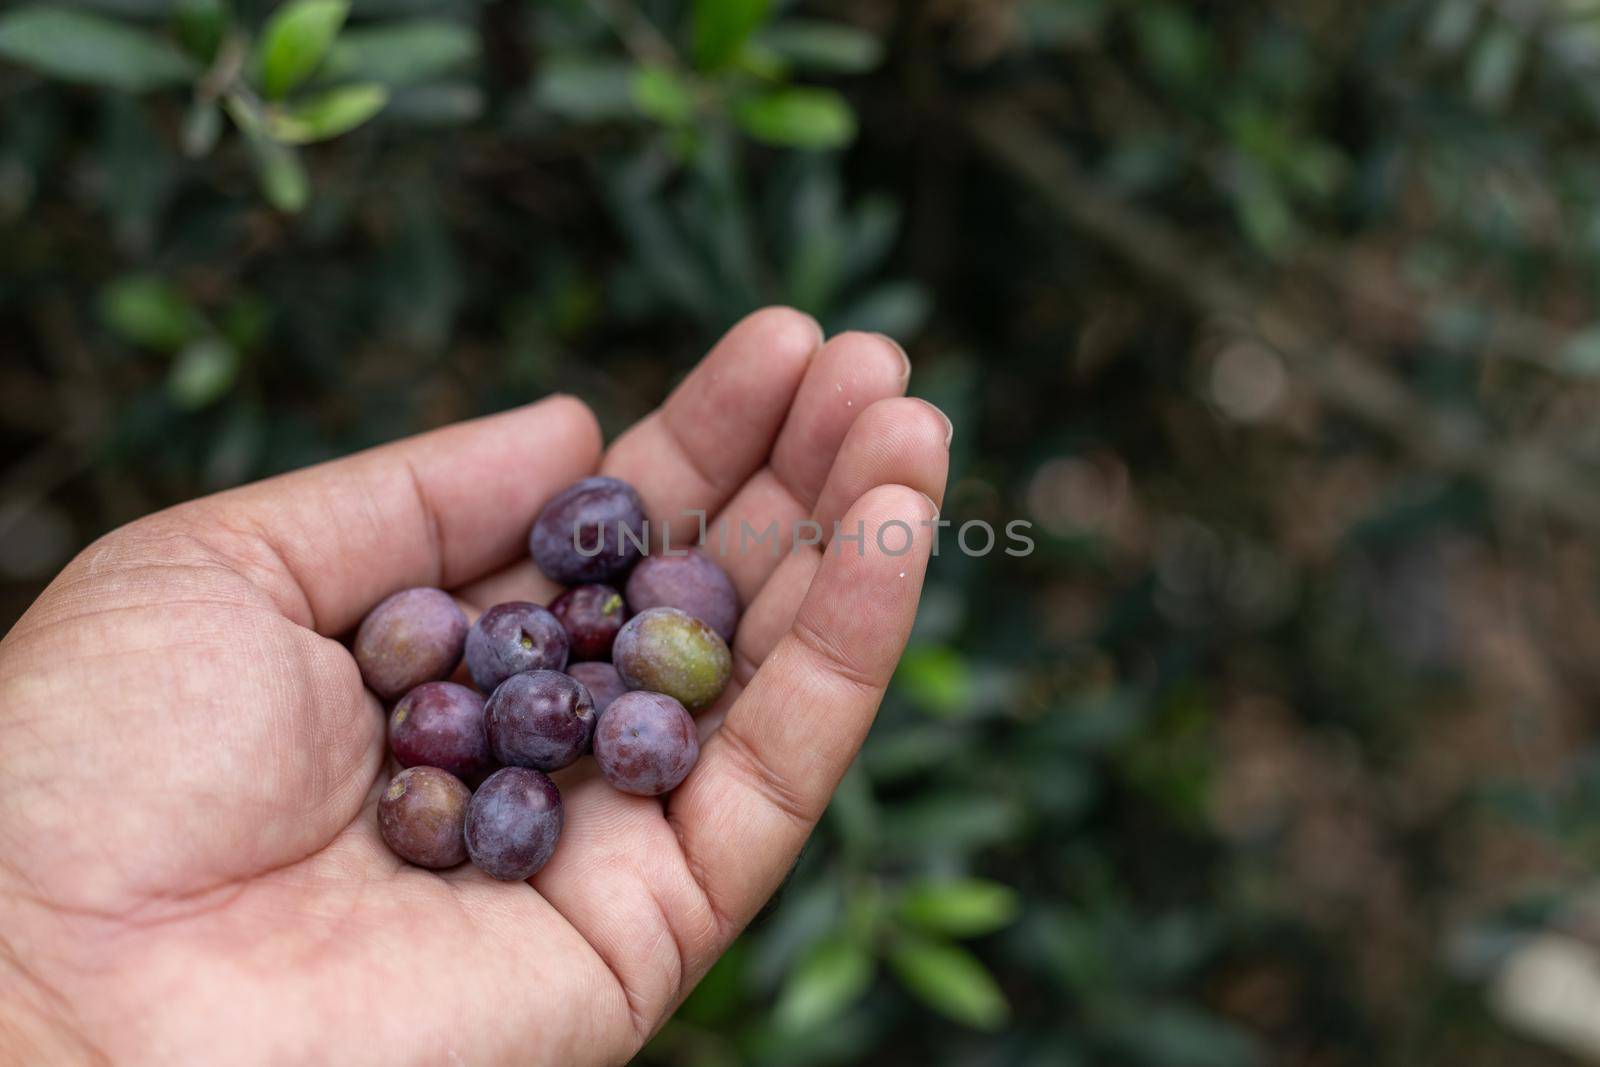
left=0, top=309, right=951, bottom=1065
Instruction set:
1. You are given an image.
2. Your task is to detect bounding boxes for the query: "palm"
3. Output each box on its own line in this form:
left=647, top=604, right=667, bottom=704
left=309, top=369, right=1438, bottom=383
left=0, top=310, right=951, bottom=1065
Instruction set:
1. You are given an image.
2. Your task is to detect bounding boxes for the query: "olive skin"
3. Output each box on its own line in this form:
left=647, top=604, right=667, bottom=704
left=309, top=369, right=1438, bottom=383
left=464, top=767, right=564, bottom=881
left=593, top=691, right=700, bottom=797
left=612, top=607, right=732, bottom=712
left=377, top=767, right=471, bottom=869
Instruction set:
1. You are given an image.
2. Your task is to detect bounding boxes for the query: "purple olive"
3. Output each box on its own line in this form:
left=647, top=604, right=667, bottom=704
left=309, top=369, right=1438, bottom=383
left=464, top=601, right=569, bottom=693
left=484, top=669, right=596, bottom=772
left=377, top=766, right=470, bottom=869
left=549, top=584, right=628, bottom=661
left=624, top=552, right=739, bottom=642
left=529, top=477, right=648, bottom=585
left=388, top=681, right=492, bottom=781
left=567, top=661, right=627, bottom=714
left=465, top=767, right=564, bottom=880
left=593, top=691, right=700, bottom=797
left=354, top=587, right=467, bottom=701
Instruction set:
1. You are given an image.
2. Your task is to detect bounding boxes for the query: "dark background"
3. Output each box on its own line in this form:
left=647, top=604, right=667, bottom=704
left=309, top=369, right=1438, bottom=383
left=4, top=1, right=1599, bottom=1063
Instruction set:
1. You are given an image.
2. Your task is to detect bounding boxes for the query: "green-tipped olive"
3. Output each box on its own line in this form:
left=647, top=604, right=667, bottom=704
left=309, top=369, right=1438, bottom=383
left=612, top=607, right=732, bottom=712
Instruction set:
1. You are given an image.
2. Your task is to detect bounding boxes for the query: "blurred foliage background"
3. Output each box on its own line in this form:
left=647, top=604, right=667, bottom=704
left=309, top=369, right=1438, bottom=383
left=8, top=0, right=1600, bottom=1063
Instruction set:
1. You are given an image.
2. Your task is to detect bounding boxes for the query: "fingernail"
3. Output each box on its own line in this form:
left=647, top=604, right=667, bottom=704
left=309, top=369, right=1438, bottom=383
left=918, top=399, right=954, bottom=449
left=919, top=491, right=940, bottom=521
left=875, top=333, right=911, bottom=385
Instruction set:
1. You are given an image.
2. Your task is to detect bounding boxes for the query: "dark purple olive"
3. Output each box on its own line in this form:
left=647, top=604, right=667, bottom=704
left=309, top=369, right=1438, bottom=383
left=567, top=661, right=627, bottom=714
left=464, top=601, right=569, bottom=693
left=484, top=669, right=596, bottom=772
left=465, top=767, right=564, bottom=880
left=529, top=477, right=647, bottom=585
left=549, top=584, right=627, bottom=661
left=388, top=681, right=492, bottom=781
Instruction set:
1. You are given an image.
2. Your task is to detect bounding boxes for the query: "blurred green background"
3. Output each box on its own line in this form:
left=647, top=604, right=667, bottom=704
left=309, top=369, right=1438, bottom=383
left=8, top=0, right=1600, bottom=1063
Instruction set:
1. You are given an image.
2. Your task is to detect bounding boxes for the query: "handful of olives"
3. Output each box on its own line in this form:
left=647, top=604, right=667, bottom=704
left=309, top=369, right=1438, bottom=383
left=357, top=477, right=740, bottom=880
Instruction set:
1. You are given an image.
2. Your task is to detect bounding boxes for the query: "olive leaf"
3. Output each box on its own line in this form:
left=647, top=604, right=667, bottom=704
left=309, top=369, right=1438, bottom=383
left=264, top=83, right=389, bottom=144
left=0, top=6, right=198, bottom=92
left=257, top=0, right=349, bottom=99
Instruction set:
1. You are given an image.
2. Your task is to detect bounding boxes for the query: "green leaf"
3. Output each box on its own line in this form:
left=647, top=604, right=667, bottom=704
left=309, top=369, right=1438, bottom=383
left=829, top=280, right=931, bottom=338
left=55, top=0, right=176, bottom=15
left=323, top=20, right=478, bottom=87
left=383, top=83, right=483, bottom=126
left=175, top=0, right=228, bottom=62
left=842, top=193, right=902, bottom=280
left=736, top=40, right=788, bottom=81
left=100, top=275, right=203, bottom=351
left=899, top=879, right=1021, bottom=938
left=631, top=65, right=694, bottom=126
left=167, top=336, right=240, bottom=409
left=693, top=0, right=770, bottom=70
left=257, top=0, right=349, bottom=99
left=1468, top=22, right=1524, bottom=111
left=733, top=87, right=856, bottom=150
left=757, top=19, right=883, bottom=73
left=827, top=762, right=880, bottom=851
left=535, top=57, right=637, bottom=121
left=887, top=935, right=1009, bottom=1030
left=894, top=645, right=972, bottom=717
left=182, top=97, right=224, bottom=157
left=224, top=89, right=268, bottom=135
left=879, top=793, right=1024, bottom=858
left=0, top=6, right=198, bottom=92
left=1133, top=4, right=1212, bottom=88
left=250, top=135, right=309, bottom=212
left=220, top=294, right=270, bottom=352
left=1231, top=164, right=1295, bottom=256
left=674, top=940, right=749, bottom=1026
left=774, top=938, right=875, bottom=1032
left=605, top=155, right=720, bottom=322
left=265, top=82, right=388, bottom=143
